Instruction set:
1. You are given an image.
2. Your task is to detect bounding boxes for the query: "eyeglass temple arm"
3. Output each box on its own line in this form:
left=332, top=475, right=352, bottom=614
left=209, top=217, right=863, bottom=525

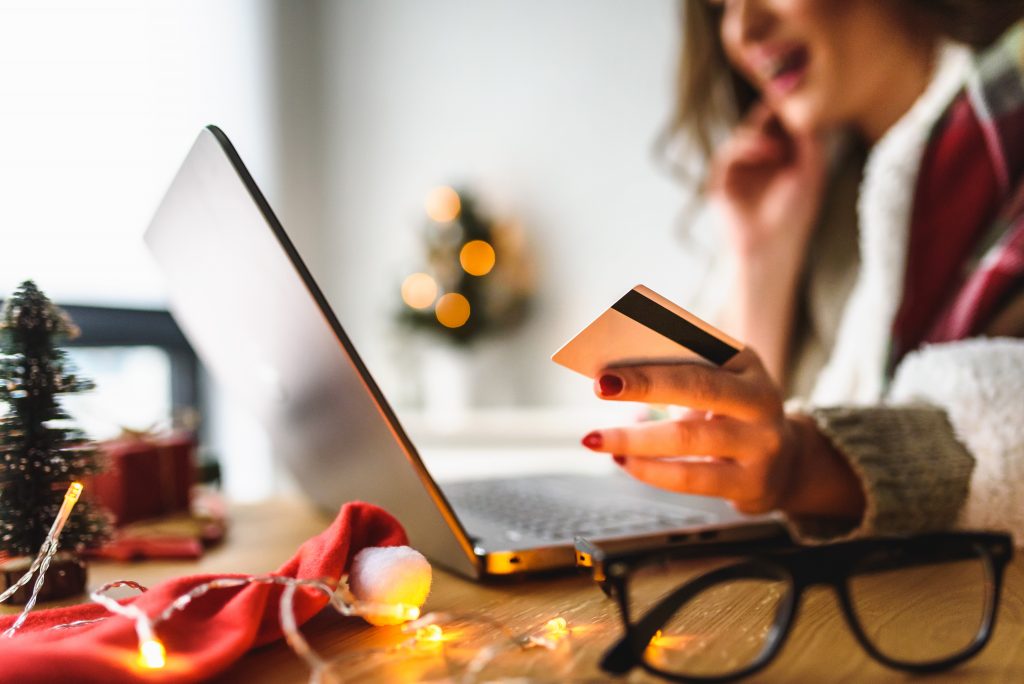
left=601, top=560, right=778, bottom=674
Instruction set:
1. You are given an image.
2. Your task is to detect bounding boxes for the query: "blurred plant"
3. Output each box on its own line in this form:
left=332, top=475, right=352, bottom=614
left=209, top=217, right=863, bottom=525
left=398, top=187, right=533, bottom=345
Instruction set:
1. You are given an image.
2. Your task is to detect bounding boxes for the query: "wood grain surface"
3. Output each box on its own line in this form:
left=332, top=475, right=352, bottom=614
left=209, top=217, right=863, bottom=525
left=18, top=499, right=1024, bottom=682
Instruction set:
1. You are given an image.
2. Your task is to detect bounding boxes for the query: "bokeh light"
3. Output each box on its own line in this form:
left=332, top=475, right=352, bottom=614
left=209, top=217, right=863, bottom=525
left=459, top=240, right=496, bottom=276
left=415, top=624, right=444, bottom=644
left=435, top=293, right=471, bottom=328
left=545, top=617, right=569, bottom=635
left=139, top=638, right=167, bottom=669
left=401, top=272, right=439, bottom=309
left=425, top=186, right=461, bottom=223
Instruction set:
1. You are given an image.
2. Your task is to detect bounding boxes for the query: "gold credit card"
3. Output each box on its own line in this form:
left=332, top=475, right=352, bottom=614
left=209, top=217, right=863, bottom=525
left=551, top=284, right=743, bottom=379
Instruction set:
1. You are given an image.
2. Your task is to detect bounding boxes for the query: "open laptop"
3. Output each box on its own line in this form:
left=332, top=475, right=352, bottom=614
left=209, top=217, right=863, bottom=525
left=144, top=126, right=784, bottom=579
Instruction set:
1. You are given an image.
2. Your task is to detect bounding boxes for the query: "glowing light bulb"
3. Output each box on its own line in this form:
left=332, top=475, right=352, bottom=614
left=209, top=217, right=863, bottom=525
left=50, top=481, right=86, bottom=541
left=425, top=186, right=461, bottom=223
left=401, top=272, right=439, bottom=309
left=647, top=629, right=690, bottom=650
left=415, top=624, right=444, bottom=644
left=393, top=604, right=421, bottom=622
left=139, top=638, right=166, bottom=669
left=545, top=617, right=568, bottom=635
left=459, top=240, right=496, bottom=276
left=435, top=293, right=471, bottom=328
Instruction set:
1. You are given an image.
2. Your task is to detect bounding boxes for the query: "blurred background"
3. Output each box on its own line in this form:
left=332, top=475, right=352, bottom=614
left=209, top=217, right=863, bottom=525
left=0, top=0, right=720, bottom=500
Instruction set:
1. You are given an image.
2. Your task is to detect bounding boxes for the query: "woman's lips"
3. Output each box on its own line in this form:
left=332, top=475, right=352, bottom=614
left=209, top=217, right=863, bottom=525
left=763, top=46, right=809, bottom=97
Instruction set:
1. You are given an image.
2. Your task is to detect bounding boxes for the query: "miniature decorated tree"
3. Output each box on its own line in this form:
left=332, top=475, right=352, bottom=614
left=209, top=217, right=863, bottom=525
left=0, top=280, right=108, bottom=562
left=399, top=186, right=532, bottom=345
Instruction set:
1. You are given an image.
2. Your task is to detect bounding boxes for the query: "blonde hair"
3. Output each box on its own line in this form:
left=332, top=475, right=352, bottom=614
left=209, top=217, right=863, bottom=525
left=664, top=0, right=1024, bottom=177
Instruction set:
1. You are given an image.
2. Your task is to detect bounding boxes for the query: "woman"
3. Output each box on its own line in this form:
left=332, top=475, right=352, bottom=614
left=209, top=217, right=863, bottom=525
left=583, top=0, right=1024, bottom=540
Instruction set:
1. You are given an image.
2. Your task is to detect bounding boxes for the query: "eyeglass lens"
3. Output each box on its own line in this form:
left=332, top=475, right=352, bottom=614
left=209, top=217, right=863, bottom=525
left=630, top=558, right=789, bottom=679
left=625, top=541, right=995, bottom=679
left=846, top=544, right=992, bottom=665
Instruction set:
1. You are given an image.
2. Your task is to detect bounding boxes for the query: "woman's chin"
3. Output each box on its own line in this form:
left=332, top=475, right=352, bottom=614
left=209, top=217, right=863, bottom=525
left=772, top=99, right=832, bottom=137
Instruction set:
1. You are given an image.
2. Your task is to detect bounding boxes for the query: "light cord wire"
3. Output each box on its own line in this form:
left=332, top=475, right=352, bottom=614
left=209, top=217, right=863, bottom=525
left=4, top=486, right=573, bottom=682
left=0, top=482, right=83, bottom=637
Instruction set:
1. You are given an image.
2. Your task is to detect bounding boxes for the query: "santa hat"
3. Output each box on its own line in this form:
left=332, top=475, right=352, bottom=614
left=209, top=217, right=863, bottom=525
left=0, top=502, right=430, bottom=683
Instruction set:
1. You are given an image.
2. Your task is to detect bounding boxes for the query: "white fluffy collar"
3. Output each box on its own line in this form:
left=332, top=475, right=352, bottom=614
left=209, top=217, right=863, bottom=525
left=811, top=43, right=973, bottom=405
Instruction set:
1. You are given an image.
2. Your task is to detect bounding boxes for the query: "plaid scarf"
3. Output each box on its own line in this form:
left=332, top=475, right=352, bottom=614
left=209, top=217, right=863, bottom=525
left=891, top=22, right=1024, bottom=365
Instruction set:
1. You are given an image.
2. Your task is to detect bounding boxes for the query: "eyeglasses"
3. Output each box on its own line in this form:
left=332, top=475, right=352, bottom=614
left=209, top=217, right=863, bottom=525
left=576, top=531, right=1013, bottom=682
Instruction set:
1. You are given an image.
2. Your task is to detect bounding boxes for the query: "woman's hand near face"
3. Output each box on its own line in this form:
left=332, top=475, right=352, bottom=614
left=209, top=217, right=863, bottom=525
left=709, top=101, right=827, bottom=256
left=582, top=348, right=865, bottom=519
left=709, top=103, right=829, bottom=383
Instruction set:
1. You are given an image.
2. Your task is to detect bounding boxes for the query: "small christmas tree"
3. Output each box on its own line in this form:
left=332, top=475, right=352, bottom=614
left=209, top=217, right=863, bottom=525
left=0, top=281, right=108, bottom=558
left=399, top=186, right=532, bottom=345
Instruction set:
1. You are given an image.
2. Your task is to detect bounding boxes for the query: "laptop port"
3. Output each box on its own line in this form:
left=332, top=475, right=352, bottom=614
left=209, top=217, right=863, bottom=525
left=697, top=529, right=718, bottom=541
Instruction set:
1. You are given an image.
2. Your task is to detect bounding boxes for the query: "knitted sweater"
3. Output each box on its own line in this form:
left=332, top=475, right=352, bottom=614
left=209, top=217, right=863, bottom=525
left=786, top=32, right=1024, bottom=542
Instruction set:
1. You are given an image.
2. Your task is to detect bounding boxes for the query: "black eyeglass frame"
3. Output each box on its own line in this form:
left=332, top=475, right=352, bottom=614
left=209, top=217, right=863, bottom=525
left=576, top=531, right=1013, bottom=683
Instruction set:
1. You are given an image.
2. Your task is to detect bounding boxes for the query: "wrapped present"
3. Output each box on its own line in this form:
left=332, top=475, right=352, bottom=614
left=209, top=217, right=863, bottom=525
left=90, top=430, right=196, bottom=526
left=84, top=489, right=229, bottom=561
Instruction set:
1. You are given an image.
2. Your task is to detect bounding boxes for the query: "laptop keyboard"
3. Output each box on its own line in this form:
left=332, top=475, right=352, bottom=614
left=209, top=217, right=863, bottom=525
left=445, top=478, right=712, bottom=542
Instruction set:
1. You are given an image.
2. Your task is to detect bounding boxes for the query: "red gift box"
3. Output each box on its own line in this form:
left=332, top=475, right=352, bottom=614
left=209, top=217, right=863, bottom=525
left=90, top=431, right=196, bottom=526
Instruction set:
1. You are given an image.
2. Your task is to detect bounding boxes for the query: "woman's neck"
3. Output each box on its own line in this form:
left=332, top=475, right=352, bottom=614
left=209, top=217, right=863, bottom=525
left=856, top=41, right=938, bottom=144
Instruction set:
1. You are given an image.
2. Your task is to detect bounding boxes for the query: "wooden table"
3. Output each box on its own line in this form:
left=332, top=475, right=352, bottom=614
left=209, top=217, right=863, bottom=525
left=76, top=499, right=1024, bottom=682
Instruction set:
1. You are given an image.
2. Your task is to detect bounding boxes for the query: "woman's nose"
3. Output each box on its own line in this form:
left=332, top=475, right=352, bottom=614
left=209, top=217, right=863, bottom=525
left=729, top=0, right=775, bottom=44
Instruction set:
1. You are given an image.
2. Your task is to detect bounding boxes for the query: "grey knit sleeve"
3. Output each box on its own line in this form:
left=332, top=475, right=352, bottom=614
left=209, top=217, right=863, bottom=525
left=784, top=405, right=975, bottom=543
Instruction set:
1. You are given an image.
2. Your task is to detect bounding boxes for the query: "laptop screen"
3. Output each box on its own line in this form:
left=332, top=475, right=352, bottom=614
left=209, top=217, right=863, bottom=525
left=144, top=126, right=481, bottom=575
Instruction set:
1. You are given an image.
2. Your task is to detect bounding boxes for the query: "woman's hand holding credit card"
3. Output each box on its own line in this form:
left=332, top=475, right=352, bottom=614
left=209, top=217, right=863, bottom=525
left=553, top=285, right=864, bottom=519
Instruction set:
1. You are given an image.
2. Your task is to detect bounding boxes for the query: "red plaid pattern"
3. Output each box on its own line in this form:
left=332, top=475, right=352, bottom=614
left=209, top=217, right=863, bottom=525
left=927, top=195, right=1024, bottom=341
left=894, top=22, right=1024, bottom=355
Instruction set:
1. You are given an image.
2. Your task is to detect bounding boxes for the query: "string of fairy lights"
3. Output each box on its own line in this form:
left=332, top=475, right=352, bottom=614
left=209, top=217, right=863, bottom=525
left=0, top=481, right=84, bottom=636
left=0, top=483, right=578, bottom=683
left=0, top=206, right=539, bottom=678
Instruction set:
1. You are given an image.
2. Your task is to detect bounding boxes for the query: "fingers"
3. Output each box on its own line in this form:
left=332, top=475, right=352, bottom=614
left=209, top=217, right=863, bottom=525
left=729, top=126, right=789, bottom=165
left=727, top=105, right=791, bottom=158
left=752, top=102, right=825, bottom=181
left=723, top=345, right=760, bottom=372
left=745, top=101, right=775, bottom=126
left=584, top=346, right=787, bottom=513
left=738, top=101, right=784, bottom=141
left=593, top=349, right=774, bottom=421
left=706, top=100, right=832, bottom=203
left=713, top=123, right=791, bottom=182
left=615, top=456, right=749, bottom=502
left=584, top=415, right=771, bottom=460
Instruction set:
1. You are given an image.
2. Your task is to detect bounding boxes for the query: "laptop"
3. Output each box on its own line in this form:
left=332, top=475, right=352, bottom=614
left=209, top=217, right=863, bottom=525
left=144, top=126, right=784, bottom=579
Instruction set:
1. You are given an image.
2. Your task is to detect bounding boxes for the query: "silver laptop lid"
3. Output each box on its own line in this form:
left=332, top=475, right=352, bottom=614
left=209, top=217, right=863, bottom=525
left=144, top=126, right=480, bottom=577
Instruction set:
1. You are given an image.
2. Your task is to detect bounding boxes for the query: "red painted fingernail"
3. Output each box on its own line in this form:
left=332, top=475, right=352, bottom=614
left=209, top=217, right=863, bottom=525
left=598, top=374, right=624, bottom=397
left=613, top=455, right=626, bottom=466
left=582, top=432, right=603, bottom=449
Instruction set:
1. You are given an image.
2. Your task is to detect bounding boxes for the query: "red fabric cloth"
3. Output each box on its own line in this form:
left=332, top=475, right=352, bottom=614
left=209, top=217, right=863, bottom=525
left=0, top=502, right=408, bottom=683
left=926, top=208, right=1024, bottom=341
left=891, top=96, right=1003, bottom=364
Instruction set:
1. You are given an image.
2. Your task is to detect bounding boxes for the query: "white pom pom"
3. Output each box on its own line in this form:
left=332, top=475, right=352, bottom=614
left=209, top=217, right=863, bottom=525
left=348, top=546, right=432, bottom=625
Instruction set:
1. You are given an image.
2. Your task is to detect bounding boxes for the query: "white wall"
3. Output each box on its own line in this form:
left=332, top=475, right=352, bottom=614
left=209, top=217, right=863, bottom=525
left=275, top=0, right=704, bottom=409
left=0, top=0, right=284, bottom=500
left=0, top=0, right=711, bottom=499
left=0, top=0, right=275, bottom=307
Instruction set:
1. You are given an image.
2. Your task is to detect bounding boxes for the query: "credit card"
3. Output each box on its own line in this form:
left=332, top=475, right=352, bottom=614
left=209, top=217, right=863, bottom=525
left=551, top=284, right=743, bottom=379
